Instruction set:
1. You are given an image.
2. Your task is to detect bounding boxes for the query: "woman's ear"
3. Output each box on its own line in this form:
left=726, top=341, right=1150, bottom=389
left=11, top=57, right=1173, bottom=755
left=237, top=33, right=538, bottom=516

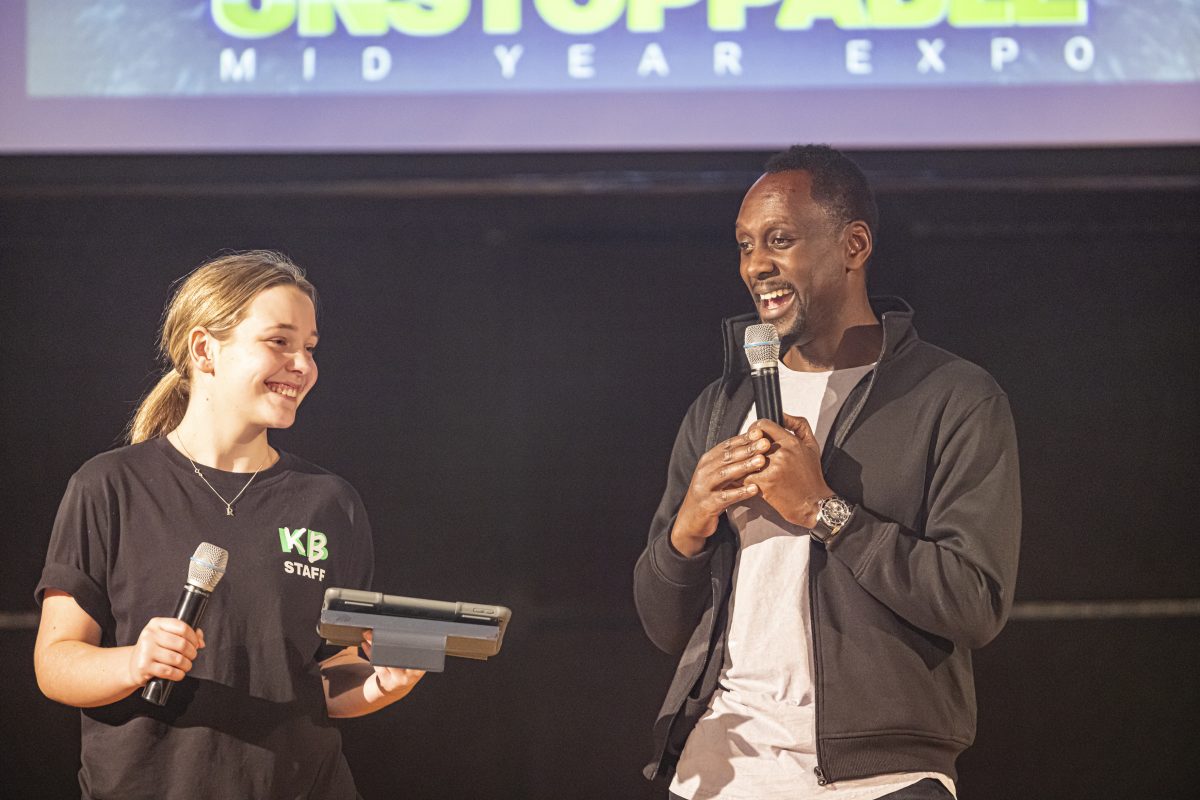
left=188, top=327, right=216, bottom=375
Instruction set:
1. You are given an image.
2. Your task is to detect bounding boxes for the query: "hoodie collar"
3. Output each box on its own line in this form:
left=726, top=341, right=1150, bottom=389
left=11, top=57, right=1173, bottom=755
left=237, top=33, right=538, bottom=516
left=721, top=296, right=917, bottom=380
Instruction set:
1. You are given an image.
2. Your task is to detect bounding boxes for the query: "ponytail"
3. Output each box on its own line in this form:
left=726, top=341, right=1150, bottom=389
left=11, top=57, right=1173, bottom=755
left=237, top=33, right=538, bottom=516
left=128, top=369, right=189, bottom=444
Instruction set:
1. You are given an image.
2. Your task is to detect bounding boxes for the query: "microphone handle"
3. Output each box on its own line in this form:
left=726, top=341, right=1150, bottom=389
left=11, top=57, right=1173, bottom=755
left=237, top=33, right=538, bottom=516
left=751, top=366, right=783, bottom=425
left=142, top=584, right=211, bottom=706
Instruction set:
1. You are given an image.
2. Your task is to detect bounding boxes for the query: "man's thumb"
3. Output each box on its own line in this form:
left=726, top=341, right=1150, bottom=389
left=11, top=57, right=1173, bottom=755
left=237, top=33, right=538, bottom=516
left=780, top=412, right=812, bottom=437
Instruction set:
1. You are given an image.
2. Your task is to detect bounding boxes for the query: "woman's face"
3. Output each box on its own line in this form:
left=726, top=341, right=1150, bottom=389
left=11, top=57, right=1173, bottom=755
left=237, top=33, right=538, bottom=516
left=207, top=285, right=319, bottom=432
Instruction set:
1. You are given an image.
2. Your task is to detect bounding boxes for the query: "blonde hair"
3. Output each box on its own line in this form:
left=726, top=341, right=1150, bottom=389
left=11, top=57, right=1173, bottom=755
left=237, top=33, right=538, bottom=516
left=128, top=251, right=317, bottom=444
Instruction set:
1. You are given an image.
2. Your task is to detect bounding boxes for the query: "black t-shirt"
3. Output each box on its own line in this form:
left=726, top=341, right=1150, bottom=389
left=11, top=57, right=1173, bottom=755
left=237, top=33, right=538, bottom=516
left=36, top=437, right=374, bottom=800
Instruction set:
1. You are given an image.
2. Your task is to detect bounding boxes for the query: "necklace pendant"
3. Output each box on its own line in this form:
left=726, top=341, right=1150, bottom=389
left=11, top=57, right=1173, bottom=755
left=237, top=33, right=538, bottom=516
left=225, top=505, right=234, bottom=516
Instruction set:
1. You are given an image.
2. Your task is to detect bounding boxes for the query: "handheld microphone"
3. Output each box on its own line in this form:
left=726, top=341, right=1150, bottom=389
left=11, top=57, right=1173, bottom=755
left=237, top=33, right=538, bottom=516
left=142, top=542, right=229, bottom=706
left=744, top=324, right=783, bottom=425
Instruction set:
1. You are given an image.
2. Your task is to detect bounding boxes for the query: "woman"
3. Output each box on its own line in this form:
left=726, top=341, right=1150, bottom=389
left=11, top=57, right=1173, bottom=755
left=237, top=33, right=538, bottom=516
left=33, top=251, right=422, bottom=799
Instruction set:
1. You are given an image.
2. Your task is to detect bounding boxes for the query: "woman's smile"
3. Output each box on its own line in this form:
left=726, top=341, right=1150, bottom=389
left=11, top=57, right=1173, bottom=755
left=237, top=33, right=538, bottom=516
left=266, top=381, right=301, bottom=399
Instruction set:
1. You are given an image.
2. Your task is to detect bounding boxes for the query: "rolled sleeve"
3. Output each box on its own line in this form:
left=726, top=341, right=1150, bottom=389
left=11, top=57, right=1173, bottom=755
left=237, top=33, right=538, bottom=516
left=35, top=471, right=116, bottom=637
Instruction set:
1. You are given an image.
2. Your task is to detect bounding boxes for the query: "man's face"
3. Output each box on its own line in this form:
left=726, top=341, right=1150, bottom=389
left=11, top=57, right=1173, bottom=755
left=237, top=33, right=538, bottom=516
left=735, top=170, right=848, bottom=349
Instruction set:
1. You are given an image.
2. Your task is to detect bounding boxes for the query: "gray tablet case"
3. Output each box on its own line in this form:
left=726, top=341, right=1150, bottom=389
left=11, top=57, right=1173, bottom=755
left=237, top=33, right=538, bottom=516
left=318, top=587, right=511, bottom=672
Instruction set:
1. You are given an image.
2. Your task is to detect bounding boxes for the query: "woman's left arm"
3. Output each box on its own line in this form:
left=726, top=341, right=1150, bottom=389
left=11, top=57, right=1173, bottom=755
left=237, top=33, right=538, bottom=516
left=321, top=632, right=425, bottom=718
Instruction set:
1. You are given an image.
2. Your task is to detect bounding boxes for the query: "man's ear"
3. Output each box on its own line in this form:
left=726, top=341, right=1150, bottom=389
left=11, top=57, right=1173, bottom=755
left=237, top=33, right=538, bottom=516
left=188, top=327, right=216, bottom=375
left=845, top=221, right=873, bottom=270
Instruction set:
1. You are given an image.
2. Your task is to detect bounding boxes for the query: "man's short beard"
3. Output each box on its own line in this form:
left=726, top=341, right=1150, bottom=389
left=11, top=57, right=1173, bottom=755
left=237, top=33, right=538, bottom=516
left=768, top=296, right=811, bottom=353
left=778, top=328, right=805, bottom=354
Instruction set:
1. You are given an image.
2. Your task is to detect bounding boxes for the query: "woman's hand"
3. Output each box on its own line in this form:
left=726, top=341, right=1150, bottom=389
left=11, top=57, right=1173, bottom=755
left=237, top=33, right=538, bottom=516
left=362, top=630, right=425, bottom=698
left=321, top=632, right=425, bottom=717
left=128, top=617, right=205, bottom=687
left=34, top=590, right=199, bottom=708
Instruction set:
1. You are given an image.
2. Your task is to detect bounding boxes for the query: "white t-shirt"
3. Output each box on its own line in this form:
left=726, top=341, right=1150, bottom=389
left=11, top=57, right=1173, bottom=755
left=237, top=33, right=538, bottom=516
left=670, top=362, right=955, bottom=800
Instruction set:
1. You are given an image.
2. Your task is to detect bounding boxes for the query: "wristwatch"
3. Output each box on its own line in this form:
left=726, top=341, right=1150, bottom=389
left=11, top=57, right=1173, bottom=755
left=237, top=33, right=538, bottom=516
left=810, top=495, right=853, bottom=543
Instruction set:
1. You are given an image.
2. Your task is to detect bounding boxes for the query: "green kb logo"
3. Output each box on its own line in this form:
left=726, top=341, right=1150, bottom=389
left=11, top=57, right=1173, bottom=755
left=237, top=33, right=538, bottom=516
left=279, top=527, right=329, bottom=563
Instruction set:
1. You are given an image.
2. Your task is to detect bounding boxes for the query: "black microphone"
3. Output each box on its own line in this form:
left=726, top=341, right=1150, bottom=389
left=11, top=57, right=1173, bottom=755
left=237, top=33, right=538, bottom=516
left=744, top=324, right=782, bottom=425
left=142, top=542, right=229, bottom=706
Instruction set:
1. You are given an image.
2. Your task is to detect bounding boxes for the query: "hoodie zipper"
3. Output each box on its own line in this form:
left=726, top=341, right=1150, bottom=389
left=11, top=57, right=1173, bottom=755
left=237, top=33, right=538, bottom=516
left=810, top=315, right=891, bottom=785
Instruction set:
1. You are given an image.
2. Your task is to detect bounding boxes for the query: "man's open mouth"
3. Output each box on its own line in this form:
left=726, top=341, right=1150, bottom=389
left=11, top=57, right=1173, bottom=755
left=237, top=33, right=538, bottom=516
left=757, top=287, right=795, bottom=318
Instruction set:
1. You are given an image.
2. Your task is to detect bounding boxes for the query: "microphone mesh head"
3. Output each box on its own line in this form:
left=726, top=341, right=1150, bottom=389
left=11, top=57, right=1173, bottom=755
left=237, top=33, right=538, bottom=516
left=187, top=542, right=229, bottom=592
left=744, top=324, right=781, bottom=370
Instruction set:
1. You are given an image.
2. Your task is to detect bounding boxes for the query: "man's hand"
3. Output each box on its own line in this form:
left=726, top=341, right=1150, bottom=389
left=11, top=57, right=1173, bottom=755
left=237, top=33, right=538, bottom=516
left=745, top=413, right=833, bottom=529
left=671, top=429, right=771, bottom=556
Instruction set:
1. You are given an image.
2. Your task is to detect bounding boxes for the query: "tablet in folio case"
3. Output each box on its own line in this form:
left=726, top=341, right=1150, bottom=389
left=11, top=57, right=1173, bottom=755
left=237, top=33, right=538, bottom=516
left=317, top=587, right=511, bottom=661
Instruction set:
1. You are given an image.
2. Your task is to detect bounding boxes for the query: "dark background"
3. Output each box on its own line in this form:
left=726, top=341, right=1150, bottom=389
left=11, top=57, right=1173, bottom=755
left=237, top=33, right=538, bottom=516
left=1, top=148, right=1198, bottom=798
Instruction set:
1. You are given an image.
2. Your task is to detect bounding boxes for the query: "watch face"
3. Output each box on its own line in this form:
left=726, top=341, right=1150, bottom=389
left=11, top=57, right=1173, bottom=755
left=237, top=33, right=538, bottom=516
left=820, top=497, right=852, bottom=528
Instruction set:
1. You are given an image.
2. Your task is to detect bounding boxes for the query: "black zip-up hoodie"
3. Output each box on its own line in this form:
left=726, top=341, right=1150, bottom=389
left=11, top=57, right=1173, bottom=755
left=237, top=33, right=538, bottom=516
left=633, top=297, right=1021, bottom=785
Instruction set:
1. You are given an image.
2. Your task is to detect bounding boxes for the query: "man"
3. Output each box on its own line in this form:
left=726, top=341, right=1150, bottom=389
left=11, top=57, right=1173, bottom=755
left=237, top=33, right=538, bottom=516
left=634, top=145, right=1020, bottom=800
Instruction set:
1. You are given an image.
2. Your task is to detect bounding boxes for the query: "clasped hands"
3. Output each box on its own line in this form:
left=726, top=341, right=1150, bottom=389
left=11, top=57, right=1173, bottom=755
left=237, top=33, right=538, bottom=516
left=670, top=413, right=833, bottom=557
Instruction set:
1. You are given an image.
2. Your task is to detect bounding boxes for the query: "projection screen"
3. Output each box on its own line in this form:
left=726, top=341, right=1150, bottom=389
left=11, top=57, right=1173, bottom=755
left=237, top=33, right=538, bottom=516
left=1, top=0, right=1198, bottom=152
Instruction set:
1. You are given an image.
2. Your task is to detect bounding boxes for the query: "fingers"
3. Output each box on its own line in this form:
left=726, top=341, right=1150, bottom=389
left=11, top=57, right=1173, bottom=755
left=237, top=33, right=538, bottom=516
left=750, top=414, right=817, bottom=447
left=146, top=618, right=202, bottom=660
left=748, top=417, right=790, bottom=439
left=376, top=667, right=426, bottom=696
left=676, top=430, right=775, bottom=546
left=779, top=411, right=805, bottom=430
left=149, top=617, right=204, bottom=648
left=713, top=482, right=759, bottom=508
left=707, top=431, right=771, bottom=478
left=712, top=448, right=767, bottom=487
left=361, top=630, right=426, bottom=697
left=715, top=429, right=764, bottom=457
left=779, top=412, right=815, bottom=437
left=693, top=457, right=763, bottom=519
left=696, top=431, right=775, bottom=505
left=130, top=618, right=204, bottom=686
left=717, top=436, right=770, bottom=465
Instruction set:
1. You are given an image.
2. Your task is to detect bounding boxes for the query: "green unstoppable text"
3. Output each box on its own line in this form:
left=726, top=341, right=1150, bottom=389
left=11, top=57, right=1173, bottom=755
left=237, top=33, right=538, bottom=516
left=212, top=0, right=1089, bottom=38
left=209, top=0, right=1094, bottom=85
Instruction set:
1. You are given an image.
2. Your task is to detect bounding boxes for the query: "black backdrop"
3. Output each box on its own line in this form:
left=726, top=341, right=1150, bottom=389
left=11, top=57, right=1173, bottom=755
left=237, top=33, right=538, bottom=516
left=1, top=148, right=1198, bottom=799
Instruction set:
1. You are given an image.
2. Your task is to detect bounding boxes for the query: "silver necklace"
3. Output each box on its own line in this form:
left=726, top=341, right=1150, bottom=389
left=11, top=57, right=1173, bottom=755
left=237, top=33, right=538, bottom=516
left=174, top=434, right=269, bottom=517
